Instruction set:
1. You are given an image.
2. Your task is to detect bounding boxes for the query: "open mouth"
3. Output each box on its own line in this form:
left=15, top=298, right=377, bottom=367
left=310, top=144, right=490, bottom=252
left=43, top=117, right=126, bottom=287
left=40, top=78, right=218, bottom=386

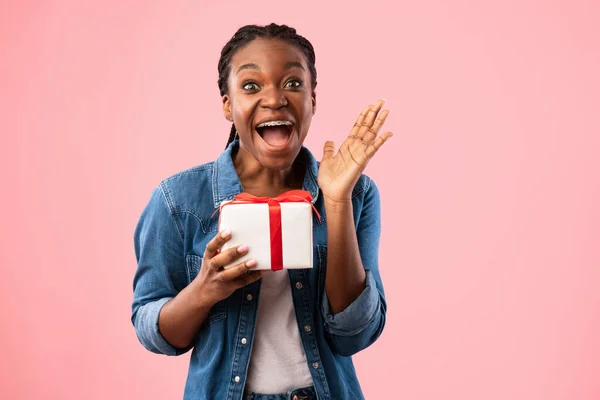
left=255, top=120, right=294, bottom=147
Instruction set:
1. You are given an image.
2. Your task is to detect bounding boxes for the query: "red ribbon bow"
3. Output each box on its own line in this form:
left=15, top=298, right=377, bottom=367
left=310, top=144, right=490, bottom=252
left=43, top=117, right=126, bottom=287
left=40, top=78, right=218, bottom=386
left=219, top=190, right=320, bottom=271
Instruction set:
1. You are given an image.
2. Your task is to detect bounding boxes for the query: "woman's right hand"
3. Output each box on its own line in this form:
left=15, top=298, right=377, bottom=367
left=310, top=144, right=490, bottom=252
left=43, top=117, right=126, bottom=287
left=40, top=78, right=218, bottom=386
left=193, top=228, right=266, bottom=306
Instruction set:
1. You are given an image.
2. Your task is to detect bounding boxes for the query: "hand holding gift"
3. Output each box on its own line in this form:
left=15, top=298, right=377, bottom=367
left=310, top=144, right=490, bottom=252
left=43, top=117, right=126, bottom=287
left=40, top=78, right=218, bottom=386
left=192, top=229, right=266, bottom=306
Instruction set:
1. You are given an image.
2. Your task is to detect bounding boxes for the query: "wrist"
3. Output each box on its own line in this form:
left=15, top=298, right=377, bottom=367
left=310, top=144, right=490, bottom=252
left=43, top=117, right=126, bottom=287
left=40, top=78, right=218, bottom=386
left=188, top=280, right=218, bottom=311
left=323, top=194, right=353, bottom=214
left=322, top=192, right=351, bottom=204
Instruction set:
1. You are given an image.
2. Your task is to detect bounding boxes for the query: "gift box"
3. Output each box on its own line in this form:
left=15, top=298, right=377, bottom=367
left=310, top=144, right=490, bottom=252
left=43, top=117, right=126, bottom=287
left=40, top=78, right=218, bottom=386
left=217, top=190, right=319, bottom=270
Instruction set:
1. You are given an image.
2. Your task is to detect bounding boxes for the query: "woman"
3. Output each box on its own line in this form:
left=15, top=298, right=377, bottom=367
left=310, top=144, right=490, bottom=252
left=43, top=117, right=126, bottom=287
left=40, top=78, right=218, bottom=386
left=132, top=23, right=392, bottom=400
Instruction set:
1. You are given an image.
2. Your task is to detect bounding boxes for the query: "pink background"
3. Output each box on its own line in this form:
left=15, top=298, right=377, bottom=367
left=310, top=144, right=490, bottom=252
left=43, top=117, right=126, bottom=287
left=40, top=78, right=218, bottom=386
left=2, top=1, right=599, bottom=399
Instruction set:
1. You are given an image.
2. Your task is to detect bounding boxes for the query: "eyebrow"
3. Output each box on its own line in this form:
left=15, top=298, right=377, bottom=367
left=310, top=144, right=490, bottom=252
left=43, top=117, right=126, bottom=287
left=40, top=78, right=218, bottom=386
left=236, top=61, right=306, bottom=74
left=285, top=62, right=306, bottom=71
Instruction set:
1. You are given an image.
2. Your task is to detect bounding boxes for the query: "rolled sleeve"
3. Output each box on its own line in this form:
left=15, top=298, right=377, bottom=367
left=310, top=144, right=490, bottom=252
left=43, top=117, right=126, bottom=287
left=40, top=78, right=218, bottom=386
left=322, top=270, right=380, bottom=336
left=131, top=184, right=190, bottom=356
left=133, top=297, right=189, bottom=356
left=321, top=178, right=387, bottom=357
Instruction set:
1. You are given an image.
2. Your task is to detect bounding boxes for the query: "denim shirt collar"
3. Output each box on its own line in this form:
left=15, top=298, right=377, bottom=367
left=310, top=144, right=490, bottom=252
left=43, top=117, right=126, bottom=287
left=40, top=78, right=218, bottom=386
left=211, top=139, right=320, bottom=208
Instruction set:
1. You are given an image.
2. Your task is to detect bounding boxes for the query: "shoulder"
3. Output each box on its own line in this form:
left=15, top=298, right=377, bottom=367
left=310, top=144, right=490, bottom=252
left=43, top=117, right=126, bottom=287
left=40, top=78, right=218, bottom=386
left=351, top=174, right=380, bottom=218
left=155, top=161, right=216, bottom=212
left=352, top=173, right=376, bottom=200
left=160, top=161, right=214, bottom=189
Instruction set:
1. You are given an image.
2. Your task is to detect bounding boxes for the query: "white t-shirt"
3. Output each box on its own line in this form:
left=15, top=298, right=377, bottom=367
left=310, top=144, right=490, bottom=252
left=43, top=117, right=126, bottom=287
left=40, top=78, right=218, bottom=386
left=245, top=270, right=314, bottom=393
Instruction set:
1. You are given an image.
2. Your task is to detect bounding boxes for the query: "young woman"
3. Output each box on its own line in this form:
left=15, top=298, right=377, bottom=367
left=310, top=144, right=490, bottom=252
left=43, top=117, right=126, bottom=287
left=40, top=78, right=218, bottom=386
left=132, top=23, right=392, bottom=400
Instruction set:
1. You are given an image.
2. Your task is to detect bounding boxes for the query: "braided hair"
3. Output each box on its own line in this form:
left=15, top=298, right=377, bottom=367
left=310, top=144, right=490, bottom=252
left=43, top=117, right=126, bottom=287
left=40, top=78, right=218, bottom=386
left=217, top=23, right=318, bottom=149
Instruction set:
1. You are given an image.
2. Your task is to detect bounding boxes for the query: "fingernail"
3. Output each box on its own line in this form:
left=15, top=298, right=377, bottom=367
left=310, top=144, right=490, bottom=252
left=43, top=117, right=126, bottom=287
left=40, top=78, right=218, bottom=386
left=380, top=97, right=386, bottom=102
left=246, top=259, right=256, bottom=267
left=237, top=244, right=248, bottom=253
left=220, top=228, right=231, bottom=238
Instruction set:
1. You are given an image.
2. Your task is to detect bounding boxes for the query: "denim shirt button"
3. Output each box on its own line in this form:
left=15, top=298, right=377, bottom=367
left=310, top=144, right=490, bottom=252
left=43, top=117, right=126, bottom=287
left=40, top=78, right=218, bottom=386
left=304, top=325, right=312, bottom=332
left=312, top=362, right=319, bottom=369
left=295, top=282, right=303, bottom=289
left=241, top=338, right=247, bottom=344
left=246, top=294, right=253, bottom=301
left=234, top=376, right=240, bottom=383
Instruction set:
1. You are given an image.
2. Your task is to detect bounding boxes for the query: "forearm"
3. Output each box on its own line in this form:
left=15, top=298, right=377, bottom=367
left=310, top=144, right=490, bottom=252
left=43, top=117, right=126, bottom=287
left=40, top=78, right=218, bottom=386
left=324, top=197, right=366, bottom=314
left=158, top=280, right=214, bottom=349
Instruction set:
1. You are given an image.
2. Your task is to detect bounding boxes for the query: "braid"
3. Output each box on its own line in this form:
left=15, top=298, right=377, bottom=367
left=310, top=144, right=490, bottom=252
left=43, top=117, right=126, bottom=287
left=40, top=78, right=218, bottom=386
left=219, top=23, right=318, bottom=149
left=225, top=123, right=237, bottom=150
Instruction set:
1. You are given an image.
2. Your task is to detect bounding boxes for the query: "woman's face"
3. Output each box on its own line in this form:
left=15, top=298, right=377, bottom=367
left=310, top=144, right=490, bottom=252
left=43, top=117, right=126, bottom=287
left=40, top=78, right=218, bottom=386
left=223, top=38, right=316, bottom=170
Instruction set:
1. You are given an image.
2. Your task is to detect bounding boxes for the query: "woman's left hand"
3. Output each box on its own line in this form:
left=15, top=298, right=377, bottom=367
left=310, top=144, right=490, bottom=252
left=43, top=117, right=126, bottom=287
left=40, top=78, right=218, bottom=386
left=318, top=99, right=393, bottom=203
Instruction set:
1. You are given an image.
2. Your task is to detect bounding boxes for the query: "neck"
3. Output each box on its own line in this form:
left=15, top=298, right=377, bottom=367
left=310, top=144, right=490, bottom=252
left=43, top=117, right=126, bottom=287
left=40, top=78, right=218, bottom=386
left=233, top=146, right=304, bottom=197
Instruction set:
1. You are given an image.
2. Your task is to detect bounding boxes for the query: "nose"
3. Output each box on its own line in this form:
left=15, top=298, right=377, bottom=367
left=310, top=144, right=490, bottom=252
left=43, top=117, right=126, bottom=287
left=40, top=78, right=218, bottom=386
left=260, top=85, right=288, bottom=109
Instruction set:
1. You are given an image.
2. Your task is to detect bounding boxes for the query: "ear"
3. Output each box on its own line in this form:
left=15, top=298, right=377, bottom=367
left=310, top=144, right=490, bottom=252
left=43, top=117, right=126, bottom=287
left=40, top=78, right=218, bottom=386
left=222, top=95, right=233, bottom=121
left=311, top=91, right=317, bottom=115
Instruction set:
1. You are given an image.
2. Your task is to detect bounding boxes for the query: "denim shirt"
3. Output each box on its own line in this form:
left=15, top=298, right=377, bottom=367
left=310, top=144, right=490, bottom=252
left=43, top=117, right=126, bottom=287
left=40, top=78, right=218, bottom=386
left=131, top=140, right=387, bottom=400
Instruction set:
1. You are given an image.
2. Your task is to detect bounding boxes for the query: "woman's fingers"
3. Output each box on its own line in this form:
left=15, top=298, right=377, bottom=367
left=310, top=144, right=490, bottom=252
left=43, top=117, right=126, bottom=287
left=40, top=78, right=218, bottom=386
left=365, top=131, right=394, bottom=158
left=362, top=109, right=390, bottom=144
left=217, top=259, right=266, bottom=290
left=209, top=243, right=249, bottom=271
left=357, top=100, right=385, bottom=139
left=349, top=100, right=390, bottom=142
left=204, top=228, right=232, bottom=260
left=218, top=258, right=257, bottom=281
left=235, top=270, right=267, bottom=288
left=349, top=105, right=370, bottom=138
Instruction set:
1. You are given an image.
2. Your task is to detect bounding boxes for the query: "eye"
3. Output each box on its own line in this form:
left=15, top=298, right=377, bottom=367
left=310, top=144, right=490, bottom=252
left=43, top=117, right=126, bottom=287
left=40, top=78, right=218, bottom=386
left=284, top=79, right=303, bottom=89
left=242, top=82, right=260, bottom=91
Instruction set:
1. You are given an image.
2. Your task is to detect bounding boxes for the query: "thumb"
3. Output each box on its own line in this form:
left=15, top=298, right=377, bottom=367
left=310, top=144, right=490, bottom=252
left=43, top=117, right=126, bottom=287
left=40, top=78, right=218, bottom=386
left=322, top=140, right=335, bottom=161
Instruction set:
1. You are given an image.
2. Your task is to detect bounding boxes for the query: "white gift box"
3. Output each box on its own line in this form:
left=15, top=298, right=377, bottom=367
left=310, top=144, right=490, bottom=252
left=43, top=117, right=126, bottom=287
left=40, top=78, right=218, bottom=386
left=218, top=198, right=314, bottom=270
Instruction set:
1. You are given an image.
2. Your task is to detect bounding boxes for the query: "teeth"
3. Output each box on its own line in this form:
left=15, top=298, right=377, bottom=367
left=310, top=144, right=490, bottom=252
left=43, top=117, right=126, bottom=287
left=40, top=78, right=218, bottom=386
left=256, top=120, right=292, bottom=128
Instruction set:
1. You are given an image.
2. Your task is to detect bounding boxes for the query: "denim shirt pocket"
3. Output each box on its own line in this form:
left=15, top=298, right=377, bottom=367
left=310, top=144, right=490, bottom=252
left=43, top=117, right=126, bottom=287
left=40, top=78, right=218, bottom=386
left=185, top=254, right=227, bottom=324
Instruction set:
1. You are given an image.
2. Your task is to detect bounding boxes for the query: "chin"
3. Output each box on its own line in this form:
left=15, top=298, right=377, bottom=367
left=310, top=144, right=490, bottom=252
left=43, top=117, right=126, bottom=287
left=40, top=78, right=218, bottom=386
left=256, top=149, right=299, bottom=171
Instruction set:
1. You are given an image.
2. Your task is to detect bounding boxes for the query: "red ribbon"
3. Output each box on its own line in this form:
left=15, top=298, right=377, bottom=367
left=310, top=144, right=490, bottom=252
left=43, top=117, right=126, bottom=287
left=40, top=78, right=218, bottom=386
left=218, top=190, right=320, bottom=271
